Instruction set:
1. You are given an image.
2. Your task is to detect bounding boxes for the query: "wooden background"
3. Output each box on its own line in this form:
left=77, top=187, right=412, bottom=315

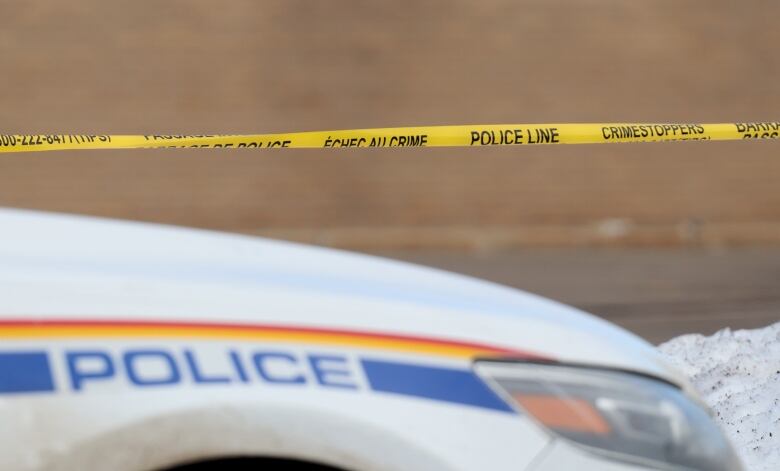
left=0, top=0, right=778, bottom=249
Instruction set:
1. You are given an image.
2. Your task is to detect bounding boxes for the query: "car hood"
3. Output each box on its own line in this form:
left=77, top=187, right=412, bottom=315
left=0, top=208, right=685, bottom=385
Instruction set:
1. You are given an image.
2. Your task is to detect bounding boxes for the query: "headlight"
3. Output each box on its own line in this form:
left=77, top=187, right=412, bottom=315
left=475, top=361, right=742, bottom=471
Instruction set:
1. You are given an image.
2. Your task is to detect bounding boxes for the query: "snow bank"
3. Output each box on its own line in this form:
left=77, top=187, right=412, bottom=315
left=659, top=323, right=780, bottom=471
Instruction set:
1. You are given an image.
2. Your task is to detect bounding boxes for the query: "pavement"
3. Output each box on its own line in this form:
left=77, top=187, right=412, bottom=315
left=371, top=248, right=780, bottom=344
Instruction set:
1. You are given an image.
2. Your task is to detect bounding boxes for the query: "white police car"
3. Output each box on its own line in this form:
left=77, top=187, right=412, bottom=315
left=0, top=209, right=741, bottom=471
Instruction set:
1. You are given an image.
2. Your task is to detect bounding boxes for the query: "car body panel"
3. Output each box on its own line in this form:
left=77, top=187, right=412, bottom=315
left=0, top=209, right=679, bottom=380
left=0, top=209, right=689, bottom=470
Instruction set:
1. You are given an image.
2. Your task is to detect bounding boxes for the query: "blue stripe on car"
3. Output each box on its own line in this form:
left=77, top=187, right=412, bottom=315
left=361, top=358, right=514, bottom=413
left=0, top=348, right=515, bottom=415
left=0, top=352, right=55, bottom=394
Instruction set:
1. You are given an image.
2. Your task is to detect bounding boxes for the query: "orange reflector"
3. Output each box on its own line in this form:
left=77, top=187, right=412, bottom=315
left=514, top=394, right=612, bottom=435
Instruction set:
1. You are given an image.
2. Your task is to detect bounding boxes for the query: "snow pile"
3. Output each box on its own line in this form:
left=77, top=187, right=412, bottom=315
left=659, top=323, right=780, bottom=471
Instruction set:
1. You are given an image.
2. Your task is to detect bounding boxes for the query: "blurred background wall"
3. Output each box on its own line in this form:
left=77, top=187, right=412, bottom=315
left=0, top=0, right=778, bottom=250
left=0, top=0, right=778, bottom=341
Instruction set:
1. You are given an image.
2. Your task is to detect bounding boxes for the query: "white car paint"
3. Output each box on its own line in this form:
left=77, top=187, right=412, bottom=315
left=0, top=209, right=722, bottom=470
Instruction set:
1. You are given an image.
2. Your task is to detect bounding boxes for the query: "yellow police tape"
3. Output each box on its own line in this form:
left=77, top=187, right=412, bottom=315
left=0, top=122, right=778, bottom=152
